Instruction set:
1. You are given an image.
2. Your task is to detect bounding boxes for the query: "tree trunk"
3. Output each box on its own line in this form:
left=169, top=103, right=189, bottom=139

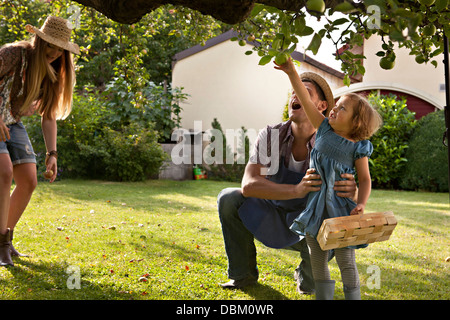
left=73, top=0, right=347, bottom=24
left=74, top=0, right=256, bottom=24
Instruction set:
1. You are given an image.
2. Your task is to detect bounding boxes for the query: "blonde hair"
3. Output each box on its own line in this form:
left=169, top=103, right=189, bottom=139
left=19, top=35, right=75, bottom=120
left=344, top=93, right=383, bottom=141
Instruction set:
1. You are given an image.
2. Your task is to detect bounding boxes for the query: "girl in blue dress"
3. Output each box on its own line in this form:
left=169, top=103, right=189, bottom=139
left=275, top=58, right=382, bottom=300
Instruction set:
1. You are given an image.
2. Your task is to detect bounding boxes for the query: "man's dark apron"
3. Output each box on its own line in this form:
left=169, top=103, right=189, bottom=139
left=238, top=157, right=308, bottom=249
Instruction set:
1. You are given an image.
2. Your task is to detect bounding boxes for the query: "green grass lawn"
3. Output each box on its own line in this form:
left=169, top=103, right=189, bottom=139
left=0, top=179, right=448, bottom=300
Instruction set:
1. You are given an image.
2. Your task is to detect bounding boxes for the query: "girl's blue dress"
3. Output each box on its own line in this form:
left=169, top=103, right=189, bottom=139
left=289, top=118, right=373, bottom=244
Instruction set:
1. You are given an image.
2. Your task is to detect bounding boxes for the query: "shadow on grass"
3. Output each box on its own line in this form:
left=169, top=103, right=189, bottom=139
left=357, top=247, right=449, bottom=300
left=241, top=283, right=290, bottom=300
left=1, top=258, right=132, bottom=299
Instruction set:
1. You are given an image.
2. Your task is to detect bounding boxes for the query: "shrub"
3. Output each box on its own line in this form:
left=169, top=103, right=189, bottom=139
left=282, top=92, right=290, bottom=122
left=23, top=89, right=167, bottom=181
left=103, top=77, right=187, bottom=143
left=95, top=124, right=167, bottom=181
left=368, top=92, right=417, bottom=189
left=204, top=118, right=250, bottom=182
left=400, top=110, right=448, bottom=192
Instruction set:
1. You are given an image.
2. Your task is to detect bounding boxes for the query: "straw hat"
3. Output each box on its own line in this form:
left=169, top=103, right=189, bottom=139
left=300, top=72, right=334, bottom=116
left=25, top=16, right=80, bottom=55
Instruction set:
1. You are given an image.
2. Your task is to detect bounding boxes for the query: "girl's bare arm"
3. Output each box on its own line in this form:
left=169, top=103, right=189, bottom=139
left=274, top=58, right=325, bottom=129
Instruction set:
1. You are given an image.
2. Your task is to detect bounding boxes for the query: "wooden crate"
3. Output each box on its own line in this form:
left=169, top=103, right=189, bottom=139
left=317, top=211, right=397, bottom=250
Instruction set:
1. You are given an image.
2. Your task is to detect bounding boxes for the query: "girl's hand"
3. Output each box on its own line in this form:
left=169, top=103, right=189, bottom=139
left=0, top=118, right=10, bottom=142
left=350, top=204, right=365, bottom=215
left=273, top=56, right=296, bottom=75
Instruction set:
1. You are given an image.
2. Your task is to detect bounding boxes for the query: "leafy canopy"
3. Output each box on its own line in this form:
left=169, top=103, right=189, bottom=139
left=232, top=0, right=449, bottom=85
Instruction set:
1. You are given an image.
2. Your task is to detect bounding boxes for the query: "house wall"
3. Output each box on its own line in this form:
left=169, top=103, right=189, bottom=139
left=172, top=39, right=344, bottom=135
left=172, top=40, right=287, bottom=134
left=362, top=35, right=447, bottom=109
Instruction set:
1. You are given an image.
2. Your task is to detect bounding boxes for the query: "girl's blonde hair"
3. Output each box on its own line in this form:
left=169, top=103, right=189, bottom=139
left=344, top=93, right=383, bottom=141
left=19, top=35, right=75, bottom=120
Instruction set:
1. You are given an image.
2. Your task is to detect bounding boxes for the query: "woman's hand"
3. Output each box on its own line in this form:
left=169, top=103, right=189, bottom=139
left=0, top=118, right=10, bottom=142
left=45, top=154, right=57, bottom=183
left=41, top=117, right=57, bottom=183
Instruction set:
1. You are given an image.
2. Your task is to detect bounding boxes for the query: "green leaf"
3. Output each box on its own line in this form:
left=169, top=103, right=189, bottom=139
left=264, top=6, right=282, bottom=14
left=434, top=0, right=449, bottom=12
left=343, top=74, right=351, bottom=87
left=306, top=33, right=322, bottom=55
left=389, top=29, right=404, bottom=42
left=268, top=48, right=278, bottom=56
left=281, top=20, right=290, bottom=36
left=431, top=47, right=443, bottom=57
left=332, top=17, right=350, bottom=26
left=294, top=16, right=306, bottom=34
left=334, top=1, right=356, bottom=13
left=250, top=4, right=265, bottom=17
left=296, top=26, right=314, bottom=37
left=272, top=38, right=282, bottom=50
left=258, top=55, right=273, bottom=65
left=287, top=44, right=297, bottom=54
left=357, top=64, right=366, bottom=75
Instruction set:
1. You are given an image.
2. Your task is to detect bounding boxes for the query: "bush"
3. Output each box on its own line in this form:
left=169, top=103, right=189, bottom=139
left=95, top=124, right=167, bottom=181
left=368, top=92, right=417, bottom=189
left=400, top=110, right=448, bottom=192
left=204, top=118, right=249, bottom=182
left=109, top=39, right=190, bottom=143
left=102, top=77, right=187, bottom=143
left=282, top=92, right=290, bottom=122
left=23, top=89, right=167, bottom=181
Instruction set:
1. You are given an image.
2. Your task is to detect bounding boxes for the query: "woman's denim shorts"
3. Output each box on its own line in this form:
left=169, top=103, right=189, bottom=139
left=0, top=122, right=36, bottom=165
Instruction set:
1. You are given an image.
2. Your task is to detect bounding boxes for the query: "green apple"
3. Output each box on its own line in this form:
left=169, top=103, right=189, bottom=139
left=306, top=0, right=326, bottom=13
left=418, top=0, right=435, bottom=6
left=275, top=52, right=289, bottom=65
left=379, top=57, right=395, bottom=70
left=415, top=55, right=425, bottom=64
left=422, top=24, right=436, bottom=36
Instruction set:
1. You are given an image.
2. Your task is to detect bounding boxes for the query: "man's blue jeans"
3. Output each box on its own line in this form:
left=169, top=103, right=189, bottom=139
left=217, top=187, right=315, bottom=291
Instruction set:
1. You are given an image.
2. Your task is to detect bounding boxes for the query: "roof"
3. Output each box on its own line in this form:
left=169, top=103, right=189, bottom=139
left=172, top=29, right=345, bottom=79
